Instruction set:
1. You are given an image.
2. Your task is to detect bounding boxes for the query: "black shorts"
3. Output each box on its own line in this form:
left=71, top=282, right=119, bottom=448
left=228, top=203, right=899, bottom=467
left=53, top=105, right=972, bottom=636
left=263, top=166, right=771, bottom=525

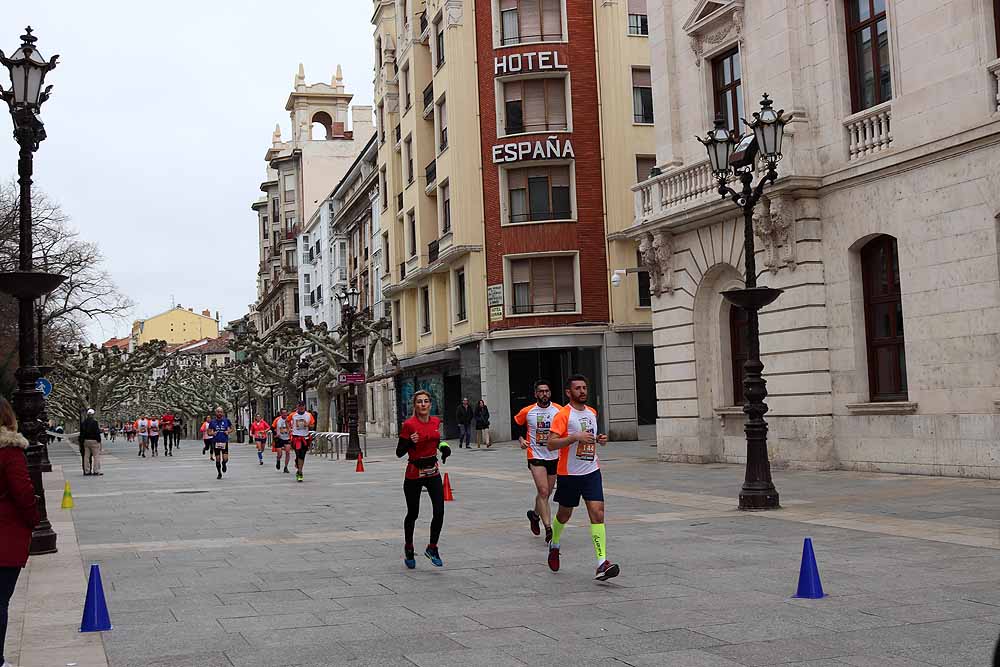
left=553, top=469, right=604, bottom=508
left=294, top=444, right=309, bottom=461
left=213, top=441, right=229, bottom=453
left=528, top=458, right=558, bottom=476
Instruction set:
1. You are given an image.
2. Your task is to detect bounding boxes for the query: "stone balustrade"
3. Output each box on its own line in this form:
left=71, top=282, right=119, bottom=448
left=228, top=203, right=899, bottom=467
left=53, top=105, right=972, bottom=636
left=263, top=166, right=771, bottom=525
left=633, top=160, right=716, bottom=225
left=844, top=101, right=892, bottom=161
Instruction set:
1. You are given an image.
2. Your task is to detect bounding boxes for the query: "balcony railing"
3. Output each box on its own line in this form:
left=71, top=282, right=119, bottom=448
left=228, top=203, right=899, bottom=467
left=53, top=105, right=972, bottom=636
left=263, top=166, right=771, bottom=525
left=845, top=101, right=892, bottom=161
left=428, top=239, right=439, bottom=264
left=633, top=160, right=715, bottom=225
left=425, top=160, right=437, bottom=186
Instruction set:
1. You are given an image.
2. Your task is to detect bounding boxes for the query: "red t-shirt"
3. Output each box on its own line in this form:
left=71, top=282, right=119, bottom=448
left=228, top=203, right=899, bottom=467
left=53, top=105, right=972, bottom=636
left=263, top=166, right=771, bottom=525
left=161, top=414, right=175, bottom=430
left=399, top=416, right=441, bottom=480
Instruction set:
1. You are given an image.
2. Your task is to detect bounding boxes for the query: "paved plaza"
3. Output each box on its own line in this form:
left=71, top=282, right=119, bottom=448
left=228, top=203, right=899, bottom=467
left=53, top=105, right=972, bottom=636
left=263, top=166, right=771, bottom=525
left=7, top=436, right=1000, bottom=666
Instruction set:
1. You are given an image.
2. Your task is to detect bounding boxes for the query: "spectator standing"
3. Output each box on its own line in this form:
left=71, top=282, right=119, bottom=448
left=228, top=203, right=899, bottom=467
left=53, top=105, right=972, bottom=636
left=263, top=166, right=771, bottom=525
left=455, top=398, right=474, bottom=449
left=0, top=397, right=41, bottom=667
left=80, top=409, right=103, bottom=476
left=474, top=399, right=492, bottom=448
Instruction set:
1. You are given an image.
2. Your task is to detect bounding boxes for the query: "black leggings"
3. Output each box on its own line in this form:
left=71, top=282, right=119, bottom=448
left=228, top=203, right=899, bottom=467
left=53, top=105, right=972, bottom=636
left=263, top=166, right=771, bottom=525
left=403, top=475, right=444, bottom=547
left=0, top=566, right=21, bottom=664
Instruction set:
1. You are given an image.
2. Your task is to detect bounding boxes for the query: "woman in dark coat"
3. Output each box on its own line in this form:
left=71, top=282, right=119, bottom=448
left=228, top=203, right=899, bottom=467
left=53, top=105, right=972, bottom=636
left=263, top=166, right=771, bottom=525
left=0, top=397, right=40, bottom=666
left=474, top=399, right=491, bottom=448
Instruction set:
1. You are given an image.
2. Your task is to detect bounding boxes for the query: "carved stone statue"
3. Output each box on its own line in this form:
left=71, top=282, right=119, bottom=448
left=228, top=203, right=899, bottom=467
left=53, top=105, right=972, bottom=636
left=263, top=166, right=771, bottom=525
left=652, top=230, right=674, bottom=294
left=639, top=233, right=661, bottom=295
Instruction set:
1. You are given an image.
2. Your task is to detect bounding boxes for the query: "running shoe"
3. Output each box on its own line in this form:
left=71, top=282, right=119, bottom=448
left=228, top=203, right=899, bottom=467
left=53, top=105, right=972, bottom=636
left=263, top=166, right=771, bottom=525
left=547, top=545, right=560, bottom=572
left=296, top=472, right=303, bottom=483
left=595, top=560, right=620, bottom=582
left=424, top=545, right=443, bottom=567
left=276, top=460, right=281, bottom=470
left=404, top=546, right=416, bottom=570
left=222, top=462, right=227, bottom=473
left=527, top=510, right=541, bottom=536
left=217, top=472, right=222, bottom=480
left=545, top=526, right=553, bottom=543
left=284, top=466, right=289, bottom=474
left=259, top=459, right=264, bottom=465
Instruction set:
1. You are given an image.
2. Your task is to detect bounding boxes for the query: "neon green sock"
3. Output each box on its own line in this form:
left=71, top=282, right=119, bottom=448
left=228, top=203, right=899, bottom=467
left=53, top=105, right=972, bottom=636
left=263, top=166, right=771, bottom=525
left=551, top=517, right=566, bottom=547
left=591, top=523, right=607, bottom=564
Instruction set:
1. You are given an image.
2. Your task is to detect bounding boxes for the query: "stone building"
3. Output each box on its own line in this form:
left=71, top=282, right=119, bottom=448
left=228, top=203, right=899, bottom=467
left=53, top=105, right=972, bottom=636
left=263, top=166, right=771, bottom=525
left=630, top=0, right=1000, bottom=477
left=130, top=305, right=219, bottom=347
left=373, top=0, right=657, bottom=440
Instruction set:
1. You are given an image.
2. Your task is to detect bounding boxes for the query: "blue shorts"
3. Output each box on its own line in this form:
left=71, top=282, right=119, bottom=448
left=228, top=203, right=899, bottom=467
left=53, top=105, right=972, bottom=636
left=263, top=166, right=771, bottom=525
left=553, top=469, right=604, bottom=507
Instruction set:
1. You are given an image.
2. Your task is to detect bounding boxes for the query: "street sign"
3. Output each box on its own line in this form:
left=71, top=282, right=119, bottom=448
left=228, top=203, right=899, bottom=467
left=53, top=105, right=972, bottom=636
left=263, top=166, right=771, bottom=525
left=337, top=372, right=366, bottom=385
left=487, top=284, right=503, bottom=307
left=36, top=377, right=52, bottom=397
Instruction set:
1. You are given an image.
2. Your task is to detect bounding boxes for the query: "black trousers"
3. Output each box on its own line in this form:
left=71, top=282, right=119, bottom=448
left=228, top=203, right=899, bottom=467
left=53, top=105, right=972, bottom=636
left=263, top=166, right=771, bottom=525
left=403, top=475, right=444, bottom=547
left=0, top=566, right=21, bottom=663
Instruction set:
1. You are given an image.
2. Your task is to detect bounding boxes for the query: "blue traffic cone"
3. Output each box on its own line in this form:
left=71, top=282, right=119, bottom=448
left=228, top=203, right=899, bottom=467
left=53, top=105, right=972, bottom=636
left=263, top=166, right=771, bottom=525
left=80, top=564, right=112, bottom=632
left=794, top=537, right=826, bottom=599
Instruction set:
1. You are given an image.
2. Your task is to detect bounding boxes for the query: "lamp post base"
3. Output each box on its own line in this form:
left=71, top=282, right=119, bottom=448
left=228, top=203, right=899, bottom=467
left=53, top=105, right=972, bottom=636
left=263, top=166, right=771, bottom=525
left=739, top=484, right=781, bottom=511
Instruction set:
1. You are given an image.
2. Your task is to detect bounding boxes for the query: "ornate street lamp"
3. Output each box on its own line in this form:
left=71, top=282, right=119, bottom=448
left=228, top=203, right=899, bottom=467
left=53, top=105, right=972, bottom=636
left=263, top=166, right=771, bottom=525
left=0, top=27, right=65, bottom=553
left=336, top=286, right=363, bottom=460
left=697, top=93, right=788, bottom=511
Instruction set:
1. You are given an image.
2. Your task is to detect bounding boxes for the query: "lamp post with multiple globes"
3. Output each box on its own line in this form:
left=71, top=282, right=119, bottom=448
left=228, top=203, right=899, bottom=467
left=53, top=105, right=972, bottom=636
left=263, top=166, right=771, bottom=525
left=696, top=93, right=788, bottom=510
left=335, top=287, right=362, bottom=460
left=0, top=27, right=65, bottom=553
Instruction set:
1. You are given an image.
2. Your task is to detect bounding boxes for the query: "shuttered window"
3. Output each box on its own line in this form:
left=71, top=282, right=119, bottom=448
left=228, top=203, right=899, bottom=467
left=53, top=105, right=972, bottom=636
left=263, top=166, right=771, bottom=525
left=632, top=68, right=653, bottom=123
left=507, top=165, right=572, bottom=223
left=628, top=0, right=648, bottom=35
left=499, top=0, right=563, bottom=45
left=510, top=256, right=576, bottom=314
left=503, top=78, right=567, bottom=135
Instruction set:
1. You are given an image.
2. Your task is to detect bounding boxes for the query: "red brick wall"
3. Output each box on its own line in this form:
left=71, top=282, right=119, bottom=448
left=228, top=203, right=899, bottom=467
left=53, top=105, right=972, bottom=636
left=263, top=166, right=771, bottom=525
left=475, top=0, right=610, bottom=331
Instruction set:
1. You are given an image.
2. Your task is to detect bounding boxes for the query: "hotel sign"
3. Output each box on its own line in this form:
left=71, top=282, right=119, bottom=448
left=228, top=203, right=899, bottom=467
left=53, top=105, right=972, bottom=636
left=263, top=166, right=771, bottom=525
left=494, top=50, right=567, bottom=76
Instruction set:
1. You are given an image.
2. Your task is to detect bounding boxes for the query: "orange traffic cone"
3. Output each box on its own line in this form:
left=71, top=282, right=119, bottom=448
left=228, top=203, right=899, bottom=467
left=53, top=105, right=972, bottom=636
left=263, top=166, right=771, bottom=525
left=442, top=473, right=454, bottom=501
left=355, top=452, right=365, bottom=473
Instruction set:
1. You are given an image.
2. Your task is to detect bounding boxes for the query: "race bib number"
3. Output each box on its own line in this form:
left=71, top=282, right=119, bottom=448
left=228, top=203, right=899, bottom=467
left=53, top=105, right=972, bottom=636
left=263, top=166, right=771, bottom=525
left=214, top=441, right=227, bottom=450
left=575, top=441, right=596, bottom=461
left=535, top=415, right=551, bottom=446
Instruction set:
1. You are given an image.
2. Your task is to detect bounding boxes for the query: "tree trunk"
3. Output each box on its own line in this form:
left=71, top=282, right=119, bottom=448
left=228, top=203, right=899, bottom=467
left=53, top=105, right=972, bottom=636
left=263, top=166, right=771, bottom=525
left=316, top=381, right=332, bottom=432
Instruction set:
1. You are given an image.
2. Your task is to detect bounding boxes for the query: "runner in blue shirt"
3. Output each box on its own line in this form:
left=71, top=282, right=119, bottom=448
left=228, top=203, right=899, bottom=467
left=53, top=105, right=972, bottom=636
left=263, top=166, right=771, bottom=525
left=208, top=407, right=233, bottom=480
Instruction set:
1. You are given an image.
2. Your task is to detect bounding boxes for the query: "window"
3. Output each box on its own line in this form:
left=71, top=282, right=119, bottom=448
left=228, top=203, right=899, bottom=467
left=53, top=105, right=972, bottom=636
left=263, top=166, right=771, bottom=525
left=392, top=300, right=402, bottom=341
left=438, top=99, right=448, bottom=150
left=285, top=215, right=297, bottom=235
left=405, top=137, right=414, bottom=184
left=632, top=68, right=654, bottom=124
left=729, top=304, right=748, bottom=404
left=408, top=211, right=417, bottom=257
left=636, top=251, right=651, bottom=307
left=503, top=78, right=568, bottom=135
left=284, top=249, right=296, bottom=269
left=635, top=155, right=656, bottom=183
left=376, top=37, right=383, bottom=70
left=378, top=104, right=386, bottom=143
left=454, top=269, right=467, bottom=321
left=435, top=18, right=446, bottom=68
left=627, top=0, right=648, bottom=35
left=271, top=197, right=279, bottom=221
left=995, top=0, right=1000, bottom=56
left=441, top=183, right=452, bottom=233
left=402, top=65, right=411, bottom=111
left=861, top=235, right=908, bottom=401
left=507, top=165, right=571, bottom=223
left=511, top=255, right=575, bottom=314
left=845, top=0, right=891, bottom=112
left=500, top=0, right=563, bottom=45
left=304, top=273, right=311, bottom=295
left=380, top=167, right=388, bottom=210
left=712, top=48, right=743, bottom=133
left=420, top=286, right=431, bottom=333
left=283, top=173, right=296, bottom=202
left=261, top=215, right=268, bottom=237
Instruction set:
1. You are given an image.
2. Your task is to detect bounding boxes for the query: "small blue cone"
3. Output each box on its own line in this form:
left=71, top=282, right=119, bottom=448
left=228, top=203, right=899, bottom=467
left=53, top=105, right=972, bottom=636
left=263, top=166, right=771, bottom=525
left=80, top=564, right=112, bottom=632
left=794, top=537, right=826, bottom=599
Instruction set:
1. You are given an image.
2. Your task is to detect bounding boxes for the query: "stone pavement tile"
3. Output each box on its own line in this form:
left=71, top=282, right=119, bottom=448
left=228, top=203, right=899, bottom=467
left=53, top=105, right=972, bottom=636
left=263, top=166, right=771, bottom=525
left=110, top=651, right=236, bottom=667
left=248, top=596, right=348, bottom=615
left=691, top=618, right=832, bottom=644
left=219, top=588, right=312, bottom=604
left=374, top=614, right=490, bottom=636
left=341, top=632, right=469, bottom=658
left=592, top=628, right=723, bottom=655
left=218, top=612, right=326, bottom=633
left=108, top=608, right=180, bottom=627
left=239, top=621, right=389, bottom=647
left=300, top=581, right=397, bottom=600
left=835, top=656, right=938, bottom=666
left=14, top=641, right=109, bottom=667
left=297, top=657, right=420, bottom=667
left=623, top=649, right=746, bottom=666
left=330, top=588, right=474, bottom=608
left=760, top=661, right=845, bottom=666
left=498, top=637, right=626, bottom=666
left=704, top=637, right=847, bottom=666
left=445, top=625, right=559, bottom=649
left=808, top=618, right=1000, bottom=655
left=858, top=600, right=1000, bottom=623
left=104, top=632, right=250, bottom=663
left=168, top=601, right=261, bottom=619
left=892, top=641, right=998, bottom=666
left=406, top=647, right=529, bottom=667
left=225, top=642, right=358, bottom=667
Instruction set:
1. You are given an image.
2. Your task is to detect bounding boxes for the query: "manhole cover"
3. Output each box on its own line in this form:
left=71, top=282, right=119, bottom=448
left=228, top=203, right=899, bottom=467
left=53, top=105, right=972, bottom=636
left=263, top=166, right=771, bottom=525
left=175, top=490, right=209, bottom=494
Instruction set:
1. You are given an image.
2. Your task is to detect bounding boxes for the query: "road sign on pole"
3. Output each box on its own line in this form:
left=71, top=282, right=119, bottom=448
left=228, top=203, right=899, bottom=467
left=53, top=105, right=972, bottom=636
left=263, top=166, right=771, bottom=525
left=36, top=378, right=52, bottom=397
left=337, top=372, right=366, bottom=385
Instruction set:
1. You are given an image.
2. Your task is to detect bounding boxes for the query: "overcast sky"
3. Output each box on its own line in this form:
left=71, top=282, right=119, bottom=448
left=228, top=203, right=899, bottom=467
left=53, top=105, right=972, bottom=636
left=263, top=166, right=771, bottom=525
left=2, top=1, right=375, bottom=343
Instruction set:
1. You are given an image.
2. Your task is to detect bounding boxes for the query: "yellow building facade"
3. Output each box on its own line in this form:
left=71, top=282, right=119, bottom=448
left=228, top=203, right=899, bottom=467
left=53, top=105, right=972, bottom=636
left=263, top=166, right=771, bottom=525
left=131, top=306, right=220, bottom=347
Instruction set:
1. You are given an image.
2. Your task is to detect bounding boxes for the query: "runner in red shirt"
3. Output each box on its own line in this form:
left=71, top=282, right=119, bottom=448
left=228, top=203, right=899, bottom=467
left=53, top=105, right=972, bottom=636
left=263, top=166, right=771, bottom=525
left=250, top=414, right=270, bottom=465
left=161, top=412, right=176, bottom=456
left=396, top=390, right=451, bottom=569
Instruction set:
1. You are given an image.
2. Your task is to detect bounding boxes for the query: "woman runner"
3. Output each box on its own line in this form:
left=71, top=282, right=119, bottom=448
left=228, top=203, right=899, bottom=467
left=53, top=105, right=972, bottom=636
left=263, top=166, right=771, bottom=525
left=250, top=414, right=270, bottom=465
left=200, top=415, right=214, bottom=460
left=396, top=390, right=451, bottom=569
